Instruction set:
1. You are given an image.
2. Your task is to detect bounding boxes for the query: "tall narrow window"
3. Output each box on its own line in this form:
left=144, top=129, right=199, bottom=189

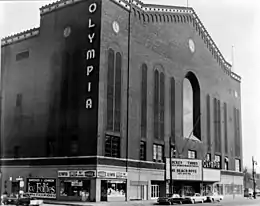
left=217, top=100, right=221, bottom=153
left=214, top=98, right=219, bottom=152
left=236, top=109, right=241, bottom=156
left=170, top=77, right=175, bottom=143
left=154, top=69, right=165, bottom=140
left=114, top=53, right=122, bottom=132
left=107, top=49, right=115, bottom=131
left=106, top=49, right=122, bottom=132
left=235, top=159, right=241, bottom=172
left=206, top=95, right=211, bottom=150
left=140, top=141, right=146, bottom=160
left=105, top=135, right=120, bottom=158
left=183, top=72, right=201, bottom=140
left=153, top=144, right=164, bottom=162
left=141, top=64, right=148, bottom=138
left=234, top=108, right=241, bottom=157
left=224, top=103, right=228, bottom=154
left=159, top=73, right=165, bottom=140
left=154, top=70, right=159, bottom=139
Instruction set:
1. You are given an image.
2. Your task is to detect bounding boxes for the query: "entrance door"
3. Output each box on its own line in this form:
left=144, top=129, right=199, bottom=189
left=151, top=185, right=160, bottom=199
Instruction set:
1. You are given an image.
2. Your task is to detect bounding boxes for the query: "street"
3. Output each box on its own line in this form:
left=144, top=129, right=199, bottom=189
left=43, top=198, right=260, bottom=206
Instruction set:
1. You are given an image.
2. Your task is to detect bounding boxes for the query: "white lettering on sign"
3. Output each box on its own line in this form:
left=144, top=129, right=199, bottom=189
left=87, top=82, right=91, bottom=92
left=166, top=158, right=202, bottom=181
left=86, top=65, right=94, bottom=76
left=86, top=99, right=92, bottom=109
left=86, top=49, right=95, bottom=60
left=85, top=2, right=98, bottom=110
left=89, top=3, right=97, bottom=13
left=88, top=33, right=95, bottom=43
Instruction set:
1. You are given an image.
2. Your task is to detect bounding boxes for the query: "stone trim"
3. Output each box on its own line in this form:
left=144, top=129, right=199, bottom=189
left=0, top=155, right=165, bottom=170
left=1, top=28, right=39, bottom=47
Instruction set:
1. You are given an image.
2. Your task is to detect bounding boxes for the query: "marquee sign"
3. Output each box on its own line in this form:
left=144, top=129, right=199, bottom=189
left=166, top=158, right=202, bottom=181
left=203, top=160, right=221, bottom=169
left=97, top=171, right=127, bottom=179
left=58, top=170, right=96, bottom=178
left=82, top=0, right=102, bottom=142
left=27, top=178, right=56, bottom=199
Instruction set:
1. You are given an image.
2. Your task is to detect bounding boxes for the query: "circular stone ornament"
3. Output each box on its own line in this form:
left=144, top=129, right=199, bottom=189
left=63, top=26, right=71, bottom=38
left=188, top=38, right=195, bottom=53
left=112, top=21, right=120, bottom=34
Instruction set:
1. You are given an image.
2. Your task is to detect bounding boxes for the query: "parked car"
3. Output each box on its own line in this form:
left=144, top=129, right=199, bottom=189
left=2, top=193, right=42, bottom=206
left=157, top=194, right=191, bottom=205
left=205, top=192, right=223, bottom=202
left=185, top=193, right=206, bottom=204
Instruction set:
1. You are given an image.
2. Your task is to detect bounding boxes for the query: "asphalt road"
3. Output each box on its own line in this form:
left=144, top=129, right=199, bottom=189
left=43, top=198, right=260, bottom=206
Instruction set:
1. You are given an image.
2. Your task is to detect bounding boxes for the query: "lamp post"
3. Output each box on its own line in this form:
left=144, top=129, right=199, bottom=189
left=252, top=156, right=257, bottom=199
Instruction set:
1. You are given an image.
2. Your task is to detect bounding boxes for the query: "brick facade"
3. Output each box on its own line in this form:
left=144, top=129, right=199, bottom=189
left=0, top=0, right=243, bottom=201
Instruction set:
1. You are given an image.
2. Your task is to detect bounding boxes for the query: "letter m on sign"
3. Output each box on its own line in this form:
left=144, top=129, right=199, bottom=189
left=86, top=49, right=95, bottom=60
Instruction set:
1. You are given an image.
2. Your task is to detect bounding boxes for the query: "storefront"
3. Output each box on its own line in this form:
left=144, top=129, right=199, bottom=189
left=166, top=158, right=202, bottom=196
left=201, top=168, right=221, bottom=195
left=97, top=170, right=127, bottom=202
left=57, top=170, right=96, bottom=201
left=217, top=170, right=244, bottom=197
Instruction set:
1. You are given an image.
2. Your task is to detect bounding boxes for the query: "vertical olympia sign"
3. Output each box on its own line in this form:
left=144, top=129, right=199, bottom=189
left=84, top=0, right=101, bottom=135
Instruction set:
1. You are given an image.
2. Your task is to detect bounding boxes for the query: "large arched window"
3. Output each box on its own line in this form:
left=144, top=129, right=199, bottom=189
left=154, top=69, right=165, bottom=140
left=183, top=72, right=201, bottom=140
left=106, top=48, right=122, bottom=132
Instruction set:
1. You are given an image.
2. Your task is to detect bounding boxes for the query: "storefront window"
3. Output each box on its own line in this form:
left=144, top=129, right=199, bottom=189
left=107, top=180, right=126, bottom=197
left=60, top=180, right=90, bottom=200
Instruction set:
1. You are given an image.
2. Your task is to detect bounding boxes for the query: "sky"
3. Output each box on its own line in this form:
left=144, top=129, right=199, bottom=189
left=1, top=0, right=260, bottom=171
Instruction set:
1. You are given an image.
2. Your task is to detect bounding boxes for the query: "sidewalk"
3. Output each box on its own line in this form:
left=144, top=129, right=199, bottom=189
left=44, top=196, right=259, bottom=206
left=44, top=199, right=157, bottom=206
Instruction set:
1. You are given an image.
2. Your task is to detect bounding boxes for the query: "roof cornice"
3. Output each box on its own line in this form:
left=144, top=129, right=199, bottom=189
left=1, top=27, right=39, bottom=47
left=1, top=0, right=241, bottom=82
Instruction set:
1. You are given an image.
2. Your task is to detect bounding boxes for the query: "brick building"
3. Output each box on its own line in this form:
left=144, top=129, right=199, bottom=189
left=0, top=0, right=243, bottom=202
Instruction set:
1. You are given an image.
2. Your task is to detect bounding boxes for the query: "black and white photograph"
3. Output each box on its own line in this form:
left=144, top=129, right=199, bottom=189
left=0, top=0, right=260, bottom=205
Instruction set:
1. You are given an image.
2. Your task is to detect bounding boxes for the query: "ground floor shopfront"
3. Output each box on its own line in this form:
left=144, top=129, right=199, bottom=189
left=0, top=157, right=165, bottom=202
left=0, top=157, right=244, bottom=202
left=215, top=170, right=244, bottom=197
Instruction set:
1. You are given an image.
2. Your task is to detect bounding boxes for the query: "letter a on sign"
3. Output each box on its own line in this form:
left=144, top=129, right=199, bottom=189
left=86, top=99, right=92, bottom=109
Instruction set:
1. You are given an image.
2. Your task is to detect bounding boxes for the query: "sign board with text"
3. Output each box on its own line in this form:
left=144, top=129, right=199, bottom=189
left=166, top=158, right=202, bottom=181
left=58, top=170, right=96, bottom=178
left=97, top=171, right=127, bottom=179
left=27, top=178, right=56, bottom=199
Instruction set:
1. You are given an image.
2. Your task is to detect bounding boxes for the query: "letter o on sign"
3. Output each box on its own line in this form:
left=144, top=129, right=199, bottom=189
left=89, top=3, right=97, bottom=13
left=20, top=181, right=24, bottom=188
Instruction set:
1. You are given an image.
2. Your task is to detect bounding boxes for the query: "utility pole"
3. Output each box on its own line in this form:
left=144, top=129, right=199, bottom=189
left=252, top=156, right=257, bottom=199
left=125, top=0, right=132, bottom=201
left=169, top=136, right=173, bottom=194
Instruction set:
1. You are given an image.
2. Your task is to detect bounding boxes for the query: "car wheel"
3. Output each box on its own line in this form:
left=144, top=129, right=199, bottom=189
left=212, top=198, right=214, bottom=202
left=201, top=199, right=204, bottom=203
left=179, top=201, right=182, bottom=204
left=191, top=199, right=195, bottom=204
